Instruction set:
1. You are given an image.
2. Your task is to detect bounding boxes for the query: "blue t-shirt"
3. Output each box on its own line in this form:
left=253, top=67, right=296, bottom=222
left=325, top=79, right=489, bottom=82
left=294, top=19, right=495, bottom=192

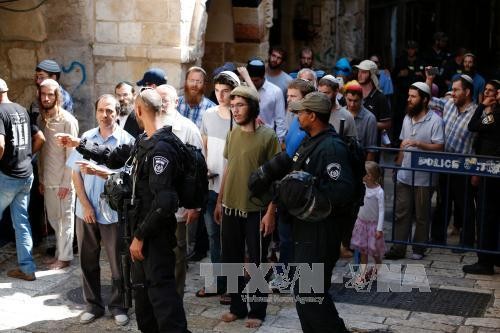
left=285, top=116, right=307, bottom=157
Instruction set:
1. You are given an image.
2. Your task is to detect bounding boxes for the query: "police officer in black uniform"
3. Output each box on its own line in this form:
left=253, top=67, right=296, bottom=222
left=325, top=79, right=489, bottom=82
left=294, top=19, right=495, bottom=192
left=277, top=92, right=354, bottom=333
left=57, top=88, right=189, bottom=333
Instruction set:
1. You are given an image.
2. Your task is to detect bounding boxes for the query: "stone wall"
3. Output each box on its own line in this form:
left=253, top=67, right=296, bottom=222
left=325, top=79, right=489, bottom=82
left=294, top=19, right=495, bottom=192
left=202, top=0, right=273, bottom=81
left=280, top=0, right=366, bottom=73
left=94, top=0, right=209, bottom=131
left=0, top=0, right=94, bottom=129
left=0, top=0, right=209, bottom=132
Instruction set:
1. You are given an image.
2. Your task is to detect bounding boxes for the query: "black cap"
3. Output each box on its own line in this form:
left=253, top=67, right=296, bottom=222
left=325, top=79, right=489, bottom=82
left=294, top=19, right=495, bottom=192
left=136, top=68, right=167, bottom=86
left=247, top=58, right=265, bottom=78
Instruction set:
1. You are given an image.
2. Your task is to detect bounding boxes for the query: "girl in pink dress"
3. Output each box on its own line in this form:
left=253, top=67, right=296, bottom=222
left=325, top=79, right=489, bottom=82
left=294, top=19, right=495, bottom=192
left=350, top=161, right=386, bottom=282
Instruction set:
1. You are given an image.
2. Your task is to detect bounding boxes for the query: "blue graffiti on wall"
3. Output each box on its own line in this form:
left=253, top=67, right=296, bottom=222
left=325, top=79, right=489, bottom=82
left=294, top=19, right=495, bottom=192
left=62, top=61, right=86, bottom=90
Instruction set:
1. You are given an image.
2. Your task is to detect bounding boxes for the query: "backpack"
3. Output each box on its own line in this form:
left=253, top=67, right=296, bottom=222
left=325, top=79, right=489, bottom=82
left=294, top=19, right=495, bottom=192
left=159, top=132, right=209, bottom=209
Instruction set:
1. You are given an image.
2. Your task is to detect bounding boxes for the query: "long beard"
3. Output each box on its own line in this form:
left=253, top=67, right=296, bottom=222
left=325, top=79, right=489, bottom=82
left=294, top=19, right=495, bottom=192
left=119, top=103, right=133, bottom=116
left=268, top=60, right=280, bottom=70
left=407, top=100, right=425, bottom=118
left=184, top=86, right=203, bottom=106
left=40, top=100, right=57, bottom=111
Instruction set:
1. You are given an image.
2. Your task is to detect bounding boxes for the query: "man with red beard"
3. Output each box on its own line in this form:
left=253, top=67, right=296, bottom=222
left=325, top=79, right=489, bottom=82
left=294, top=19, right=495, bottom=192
left=177, top=66, right=214, bottom=263
left=265, top=46, right=292, bottom=100
left=385, top=82, right=444, bottom=260
left=177, top=66, right=216, bottom=129
left=37, top=79, right=79, bottom=269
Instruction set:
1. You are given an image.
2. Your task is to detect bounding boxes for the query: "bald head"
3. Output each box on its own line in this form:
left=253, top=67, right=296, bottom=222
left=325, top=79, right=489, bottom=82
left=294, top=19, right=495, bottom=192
left=156, top=84, right=178, bottom=114
left=136, top=88, right=162, bottom=115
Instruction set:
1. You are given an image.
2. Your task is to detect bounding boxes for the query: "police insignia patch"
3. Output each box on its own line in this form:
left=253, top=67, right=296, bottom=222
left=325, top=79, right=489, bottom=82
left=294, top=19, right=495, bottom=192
left=153, top=156, right=169, bottom=175
left=326, top=163, right=341, bottom=180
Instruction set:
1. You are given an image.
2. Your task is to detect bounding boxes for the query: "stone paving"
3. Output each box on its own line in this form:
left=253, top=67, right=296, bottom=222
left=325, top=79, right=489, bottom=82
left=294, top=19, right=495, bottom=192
left=1, top=239, right=500, bottom=333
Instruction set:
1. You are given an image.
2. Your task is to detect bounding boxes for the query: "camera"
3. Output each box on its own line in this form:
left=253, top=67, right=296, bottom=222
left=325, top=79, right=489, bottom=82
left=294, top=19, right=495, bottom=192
left=426, top=66, right=440, bottom=76
left=248, top=151, right=292, bottom=199
left=101, top=172, right=132, bottom=212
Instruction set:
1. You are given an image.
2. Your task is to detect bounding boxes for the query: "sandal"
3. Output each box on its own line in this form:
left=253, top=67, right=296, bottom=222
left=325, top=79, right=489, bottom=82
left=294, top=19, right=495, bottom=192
left=195, top=287, right=218, bottom=298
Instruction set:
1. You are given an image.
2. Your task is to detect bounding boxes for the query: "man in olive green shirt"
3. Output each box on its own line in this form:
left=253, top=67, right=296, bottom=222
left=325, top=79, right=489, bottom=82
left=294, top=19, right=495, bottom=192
left=214, top=86, right=280, bottom=328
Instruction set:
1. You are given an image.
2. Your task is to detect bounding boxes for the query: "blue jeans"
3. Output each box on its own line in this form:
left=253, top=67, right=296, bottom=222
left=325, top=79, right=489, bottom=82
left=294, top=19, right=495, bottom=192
left=204, top=190, right=225, bottom=292
left=0, top=171, right=35, bottom=274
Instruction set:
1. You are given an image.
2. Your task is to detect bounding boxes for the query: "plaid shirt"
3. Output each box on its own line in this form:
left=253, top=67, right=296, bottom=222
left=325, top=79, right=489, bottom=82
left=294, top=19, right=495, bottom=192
left=430, top=97, right=477, bottom=154
left=177, top=95, right=216, bottom=129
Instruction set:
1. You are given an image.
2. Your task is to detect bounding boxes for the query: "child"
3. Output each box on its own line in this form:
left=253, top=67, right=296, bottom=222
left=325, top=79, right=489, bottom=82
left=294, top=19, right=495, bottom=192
left=350, top=161, right=386, bottom=282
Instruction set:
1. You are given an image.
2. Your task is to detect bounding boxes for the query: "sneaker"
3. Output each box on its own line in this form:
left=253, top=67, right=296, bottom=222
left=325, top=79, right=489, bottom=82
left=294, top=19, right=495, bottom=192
left=463, top=262, right=494, bottom=275
left=7, top=268, right=36, bottom=281
left=79, top=312, right=97, bottom=324
left=114, top=314, right=129, bottom=326
left=410, top=253, right=424, bottom=260
left=269, top=275, right=285, bottom=292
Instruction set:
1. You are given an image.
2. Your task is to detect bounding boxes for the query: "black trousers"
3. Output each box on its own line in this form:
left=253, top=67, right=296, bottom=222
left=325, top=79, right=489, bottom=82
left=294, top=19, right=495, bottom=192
left=477, top=177, right=500, bottom=266
left=431, top=174, right=476, bottom=246
left=338, top=202, right=360, bottom=249
left=131, top=220, right=189, bottom=333
left=292, top=218, right=348, bottom=333
left=221, top=209, right=271, bottom=320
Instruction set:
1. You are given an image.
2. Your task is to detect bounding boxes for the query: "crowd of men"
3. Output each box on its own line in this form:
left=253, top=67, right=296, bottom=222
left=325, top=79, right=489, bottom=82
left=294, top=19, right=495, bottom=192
left=0, top=30, right=499, bottom=332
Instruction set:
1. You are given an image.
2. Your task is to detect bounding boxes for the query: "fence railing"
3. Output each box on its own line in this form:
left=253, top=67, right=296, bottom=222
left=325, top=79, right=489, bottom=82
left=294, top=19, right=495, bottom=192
left=373, top=147, right=500, bottom=255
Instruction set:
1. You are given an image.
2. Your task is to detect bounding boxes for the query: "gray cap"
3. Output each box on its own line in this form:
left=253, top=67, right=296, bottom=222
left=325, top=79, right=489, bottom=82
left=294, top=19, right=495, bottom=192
left=355, top=59, right=379, bottom=90
left=0, top=78, right=8, bottom=93
left=230, top=85, right=259, bottom=102
left=289, top=92, right=332, bottom=114
left=36, top=59, right=61, bottom=73
left=410, top=82, right=431, bottom=96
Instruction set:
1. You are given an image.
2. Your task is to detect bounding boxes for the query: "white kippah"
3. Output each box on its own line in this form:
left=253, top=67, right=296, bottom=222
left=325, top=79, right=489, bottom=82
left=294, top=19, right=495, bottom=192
left=411, top=82, right=431, bottom=96
left=219, top=71, right=240, bottom=86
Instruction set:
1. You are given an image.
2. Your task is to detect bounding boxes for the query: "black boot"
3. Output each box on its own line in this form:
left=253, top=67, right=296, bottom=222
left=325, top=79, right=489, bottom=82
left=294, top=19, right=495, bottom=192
left=462, top=262, right=494, bottom=275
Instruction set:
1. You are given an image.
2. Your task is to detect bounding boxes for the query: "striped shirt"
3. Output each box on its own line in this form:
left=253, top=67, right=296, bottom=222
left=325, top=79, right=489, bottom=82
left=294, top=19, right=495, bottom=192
left=177, top=95, right=216, bottom=129
left=430, top=97, right=477, bottom=154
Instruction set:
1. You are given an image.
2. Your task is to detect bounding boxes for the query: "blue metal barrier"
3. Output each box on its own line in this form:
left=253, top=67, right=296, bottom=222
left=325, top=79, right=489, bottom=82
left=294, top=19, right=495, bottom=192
left=372, top=147, right=500, bottom=255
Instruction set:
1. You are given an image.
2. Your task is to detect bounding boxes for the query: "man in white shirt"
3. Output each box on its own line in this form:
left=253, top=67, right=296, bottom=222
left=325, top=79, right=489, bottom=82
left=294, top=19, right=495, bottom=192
left=156, top=84, right=203, bottom=298
left=247, top=58, right=287, bottom=142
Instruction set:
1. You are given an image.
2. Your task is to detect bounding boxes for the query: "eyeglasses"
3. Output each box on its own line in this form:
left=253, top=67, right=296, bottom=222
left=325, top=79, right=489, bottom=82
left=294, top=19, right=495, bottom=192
left=187, top=79, right=204, bottom=85
left=34, top=74, right=49, bottom=82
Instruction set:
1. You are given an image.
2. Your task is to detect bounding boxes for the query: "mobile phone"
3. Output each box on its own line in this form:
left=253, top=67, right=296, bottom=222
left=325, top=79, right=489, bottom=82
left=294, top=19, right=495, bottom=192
left=427, top=67, right=439, bottom=76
